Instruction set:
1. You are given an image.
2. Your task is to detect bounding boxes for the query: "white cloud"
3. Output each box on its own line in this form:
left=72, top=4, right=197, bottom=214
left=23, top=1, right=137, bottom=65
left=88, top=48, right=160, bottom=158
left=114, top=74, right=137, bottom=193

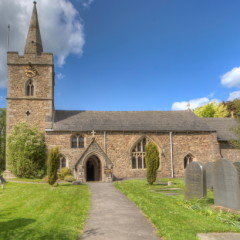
left=56, top=73, right=65, bottom=80
left=171, top=97, right=211, bottom=110
left=82, top=0, right=94, bottom=8
left=0, top=0, right=85, bottom=88
left=221, top=67, right=240, bottom=88
left=227, top=91, right=240, bottom=101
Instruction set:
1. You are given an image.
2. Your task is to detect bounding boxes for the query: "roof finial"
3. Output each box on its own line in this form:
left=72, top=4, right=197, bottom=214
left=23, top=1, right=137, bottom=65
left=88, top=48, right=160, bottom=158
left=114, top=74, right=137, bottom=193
left=33, top=1, right=37, bottom=4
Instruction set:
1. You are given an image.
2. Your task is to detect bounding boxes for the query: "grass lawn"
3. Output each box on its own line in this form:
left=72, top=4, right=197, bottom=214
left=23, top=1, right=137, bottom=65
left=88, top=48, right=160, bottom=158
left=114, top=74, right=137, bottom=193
left=7, top=178, right=45, bottom=183
left=0, top=182, right=90, bottom=240
left=115, top=179, right=240, bottom=240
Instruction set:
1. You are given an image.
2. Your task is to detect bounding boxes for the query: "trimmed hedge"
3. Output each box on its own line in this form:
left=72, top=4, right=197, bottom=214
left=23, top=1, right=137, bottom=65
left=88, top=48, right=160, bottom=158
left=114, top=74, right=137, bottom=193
left=47, top=148, right=60, bottom=185
left=145, top=142, right=159, bottom=185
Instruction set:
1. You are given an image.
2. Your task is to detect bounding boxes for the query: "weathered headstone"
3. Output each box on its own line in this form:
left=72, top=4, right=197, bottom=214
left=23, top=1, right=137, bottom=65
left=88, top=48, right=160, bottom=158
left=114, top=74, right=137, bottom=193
left=205, top=162, right=214, bottom=189
left=213, top=159, right=240, bottom=211
left=0, top=176, right=6, bottom=189
left=184, top=161, right=206, bottom=200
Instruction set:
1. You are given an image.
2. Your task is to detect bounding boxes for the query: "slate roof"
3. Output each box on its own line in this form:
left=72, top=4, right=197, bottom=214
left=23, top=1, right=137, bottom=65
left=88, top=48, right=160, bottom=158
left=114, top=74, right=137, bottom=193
left=51, top=110, right=214, bottom=132
left=203, top=118, right=237, bottom=141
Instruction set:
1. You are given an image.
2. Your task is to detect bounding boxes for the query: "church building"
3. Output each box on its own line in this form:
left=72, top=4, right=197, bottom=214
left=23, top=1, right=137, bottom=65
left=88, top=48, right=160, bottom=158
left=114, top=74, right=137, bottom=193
left=5, top=2, right=240, bottom=182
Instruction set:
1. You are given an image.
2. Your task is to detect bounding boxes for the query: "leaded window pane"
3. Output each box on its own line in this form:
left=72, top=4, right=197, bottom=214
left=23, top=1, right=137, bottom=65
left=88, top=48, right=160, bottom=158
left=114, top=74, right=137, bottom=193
left=78, top=136, right=84, bottom=148
left=138, top=156, right=142, bottom=168
left=132, top=157, right=136, bottom=169
left=61, top=157, right=66, bottom=168
left=71, top=136, right=77, bottom=148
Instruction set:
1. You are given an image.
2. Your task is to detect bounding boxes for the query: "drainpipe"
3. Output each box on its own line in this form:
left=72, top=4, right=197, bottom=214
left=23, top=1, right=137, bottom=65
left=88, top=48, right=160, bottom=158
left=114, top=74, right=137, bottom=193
left=104, top=131, right=107, bottom=153
left=170, top=132, right=174, bottom=178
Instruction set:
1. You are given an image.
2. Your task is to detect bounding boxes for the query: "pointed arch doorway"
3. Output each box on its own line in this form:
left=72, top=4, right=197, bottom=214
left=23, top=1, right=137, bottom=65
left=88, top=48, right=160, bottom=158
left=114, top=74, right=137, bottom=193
left=86, top=155, right=102, bottom=181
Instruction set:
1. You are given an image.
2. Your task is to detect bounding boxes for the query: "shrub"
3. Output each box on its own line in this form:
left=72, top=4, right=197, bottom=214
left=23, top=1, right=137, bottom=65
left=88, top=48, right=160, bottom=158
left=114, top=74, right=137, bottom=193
left=145, top=142, right=159, bottom=185
left=58, top=167, right=72, bottom=180
left=7, top=122, right=46, bottom=178
left=47, top=148, right=60, bottom=185
left=64, top=175, right=76, bottom=182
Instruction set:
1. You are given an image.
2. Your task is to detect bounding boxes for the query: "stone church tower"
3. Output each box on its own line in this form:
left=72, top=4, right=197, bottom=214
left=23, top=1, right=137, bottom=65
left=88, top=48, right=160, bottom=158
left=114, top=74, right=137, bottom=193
left=6, top=2, right=54, bottom=134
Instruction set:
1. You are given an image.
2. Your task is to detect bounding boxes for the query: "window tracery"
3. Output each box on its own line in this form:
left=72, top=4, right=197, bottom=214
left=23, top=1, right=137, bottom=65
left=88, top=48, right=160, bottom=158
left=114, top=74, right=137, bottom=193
left=131, top=137, right=149, bottom=169
left=184, top=154, right=194, bottom=169
left=26, top=79, right=34, bottom=96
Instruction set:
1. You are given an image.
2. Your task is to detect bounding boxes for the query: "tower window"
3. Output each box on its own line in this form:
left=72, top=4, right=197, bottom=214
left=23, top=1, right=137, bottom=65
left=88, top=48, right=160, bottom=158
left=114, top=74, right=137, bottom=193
left=26, top=79, right=34, bottom=96
left=71, top=135, right=85, bottom=148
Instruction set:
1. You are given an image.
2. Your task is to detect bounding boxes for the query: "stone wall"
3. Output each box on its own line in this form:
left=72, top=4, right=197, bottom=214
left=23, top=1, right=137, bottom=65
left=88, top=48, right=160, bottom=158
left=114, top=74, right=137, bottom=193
left=219, top=142, right=240, bottom=162
left=45, top=131, right=221, bottom=181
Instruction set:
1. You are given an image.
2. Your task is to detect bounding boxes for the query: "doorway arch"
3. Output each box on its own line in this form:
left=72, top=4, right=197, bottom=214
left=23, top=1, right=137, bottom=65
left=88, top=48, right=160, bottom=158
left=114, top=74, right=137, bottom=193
left=86, top=155, right=102, bottom=181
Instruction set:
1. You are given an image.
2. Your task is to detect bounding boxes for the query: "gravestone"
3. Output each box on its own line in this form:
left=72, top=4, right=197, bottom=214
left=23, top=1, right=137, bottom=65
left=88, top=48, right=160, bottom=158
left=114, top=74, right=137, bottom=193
left=184, top=161, right=206, bottom=200
left=213, top=159, right=240, bottom=211
left=233, top=162, right=240, bottom=184
left=0, top=176, right=6, bottom=189
left=205, top=162, right=214, bottom=189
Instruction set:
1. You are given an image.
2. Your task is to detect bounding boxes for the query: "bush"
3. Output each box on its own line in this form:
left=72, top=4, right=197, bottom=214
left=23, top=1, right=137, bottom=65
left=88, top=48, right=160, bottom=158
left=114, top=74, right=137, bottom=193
left=7, top=122, right=46, bottom=178
left=64, top=175, right=76, bottom=182
left=145, top=142, right=159, bottom=185
left=58, top=167, right=72, bottom=180
left=47, top=148, right=60, bottom=185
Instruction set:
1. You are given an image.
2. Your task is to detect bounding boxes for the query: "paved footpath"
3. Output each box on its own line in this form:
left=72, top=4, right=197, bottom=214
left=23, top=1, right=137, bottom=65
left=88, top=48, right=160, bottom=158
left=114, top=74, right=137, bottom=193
left=80, top=182, right=161, bottom=240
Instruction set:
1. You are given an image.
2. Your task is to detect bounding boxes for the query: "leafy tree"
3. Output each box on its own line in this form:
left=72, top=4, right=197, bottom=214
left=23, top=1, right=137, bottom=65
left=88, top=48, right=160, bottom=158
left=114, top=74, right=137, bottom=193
left=230, top=117, right=240, bottom=148
left=47, top=148, right=60, bottom=185
left=0, top=109, right=6, bottom=172
left=194, top=101, right=229, bottom=118
left=145, top=142, right=159, bottom=185
left=7, top=122, right=46, bottom=178
left=222, top=99, right=240, bottom=118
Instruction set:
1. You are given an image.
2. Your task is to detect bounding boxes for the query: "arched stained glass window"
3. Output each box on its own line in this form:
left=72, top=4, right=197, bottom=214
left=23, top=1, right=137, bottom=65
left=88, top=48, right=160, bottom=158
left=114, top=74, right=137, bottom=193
left=59, top=155, right=68, bottom=169
left=131, top=137, right=149, bottom=169
left=184, top=154, right=194, bottom=169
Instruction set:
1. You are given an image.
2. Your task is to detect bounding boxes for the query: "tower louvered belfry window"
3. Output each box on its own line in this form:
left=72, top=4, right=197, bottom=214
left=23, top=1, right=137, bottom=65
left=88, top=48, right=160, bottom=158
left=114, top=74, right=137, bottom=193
left=26, top=79, right=34, bottom=96
left=131, top=137, right=149, bottom=169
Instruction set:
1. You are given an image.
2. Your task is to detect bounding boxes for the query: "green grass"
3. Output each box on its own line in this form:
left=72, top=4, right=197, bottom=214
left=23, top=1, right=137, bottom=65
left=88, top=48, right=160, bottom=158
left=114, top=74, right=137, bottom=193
left=0, top=182, right=90, bottom=240
left=115, top=179, right=240, bottom=240
left=7, top=178, right=44, bottom=183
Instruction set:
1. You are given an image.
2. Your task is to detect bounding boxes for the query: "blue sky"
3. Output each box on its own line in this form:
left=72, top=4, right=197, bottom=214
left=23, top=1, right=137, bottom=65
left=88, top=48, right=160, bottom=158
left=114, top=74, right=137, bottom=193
left=1, top=0, right=240, bottom=111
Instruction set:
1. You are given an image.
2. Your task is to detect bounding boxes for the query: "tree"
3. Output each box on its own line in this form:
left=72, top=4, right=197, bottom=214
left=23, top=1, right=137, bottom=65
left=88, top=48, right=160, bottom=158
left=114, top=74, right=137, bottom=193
left=230, top=117, right=240, bottom=148
left=47, top=148, right=60, bottom=185
left=0, top=109, right=6, bottom=172
left=194, top=101, right=229, bottom=118
left=7, top=122, right=46, bottom=178
left=145, top=142, right=159, bottom=185
left=222, top=99, right=240, bottom=118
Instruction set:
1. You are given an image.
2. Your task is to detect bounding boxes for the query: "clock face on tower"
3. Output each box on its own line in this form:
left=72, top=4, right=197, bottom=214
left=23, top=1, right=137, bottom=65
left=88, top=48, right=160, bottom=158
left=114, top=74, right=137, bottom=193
left=25, top=66, right=37, bottom=78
